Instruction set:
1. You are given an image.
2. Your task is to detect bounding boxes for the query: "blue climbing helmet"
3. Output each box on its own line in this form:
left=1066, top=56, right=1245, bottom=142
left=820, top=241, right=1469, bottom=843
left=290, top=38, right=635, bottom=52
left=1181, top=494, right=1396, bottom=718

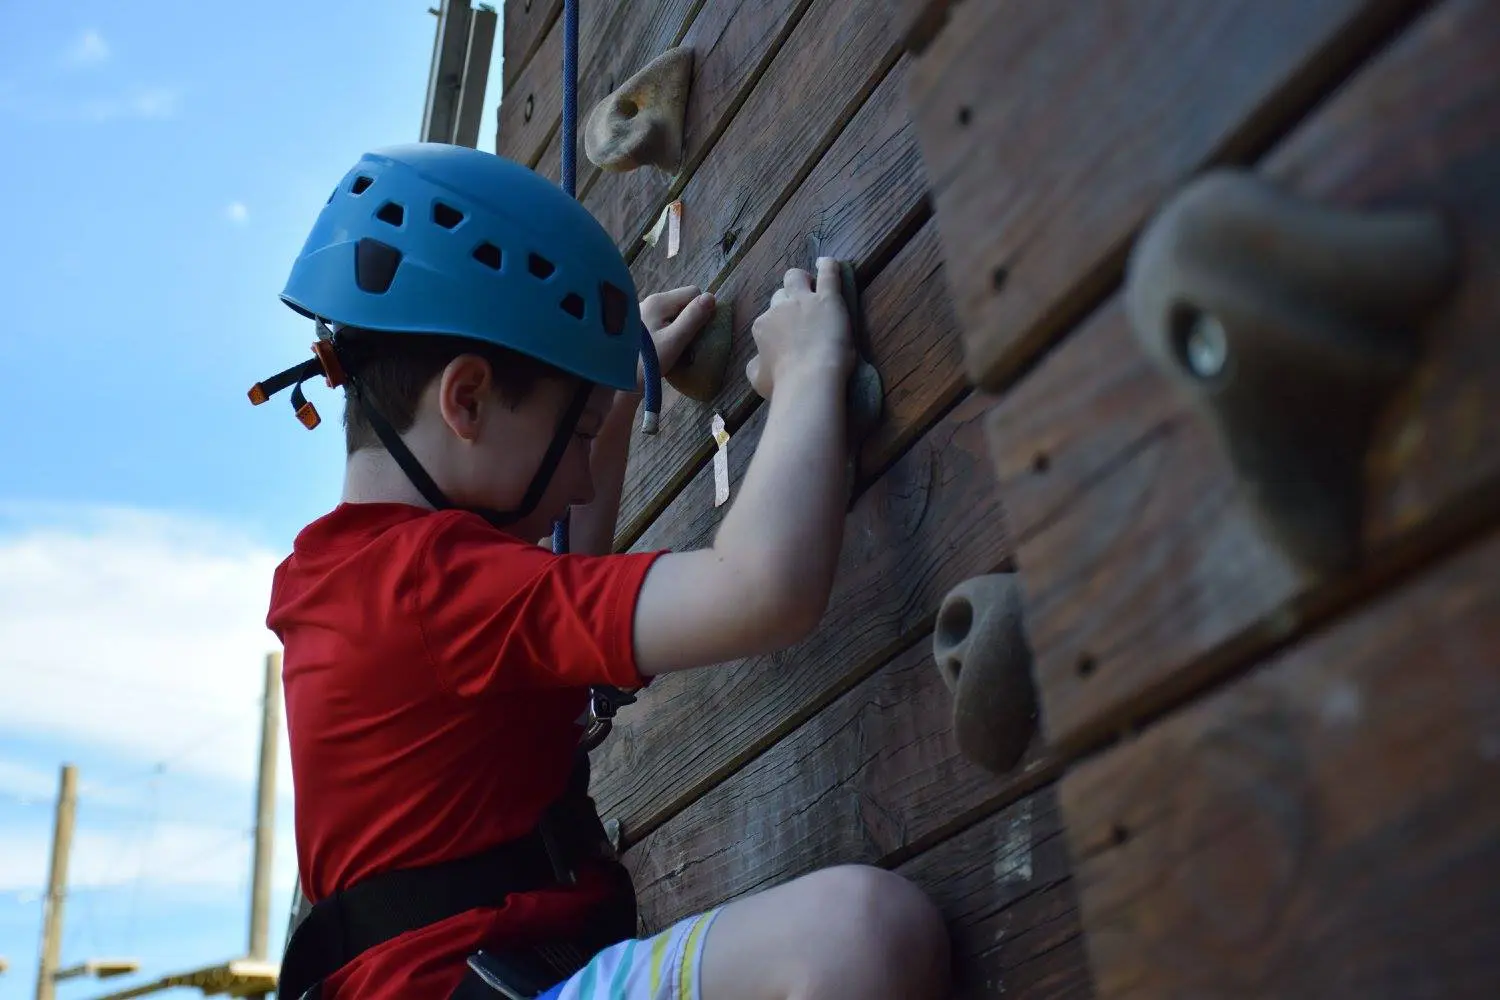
left=249, top=142, right=649, bottom=528
left=281, top=142, right=642, bottom=390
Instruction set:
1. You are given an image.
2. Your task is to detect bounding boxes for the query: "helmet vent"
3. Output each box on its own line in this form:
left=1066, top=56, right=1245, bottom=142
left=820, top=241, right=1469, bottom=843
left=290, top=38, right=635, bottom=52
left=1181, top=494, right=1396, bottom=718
left=560, top=293, right=586, bottom=319
left=351, top=175, right=374, bottom=195
left=376, top=202, right=405, bottom=227
left=600, top=282, right=629, bottom=336
left=433, top=202, right=465, bottom=229
left=472, top=242, right=503, bottom=270
left=355, top=238, right=403, bottom=294
left=527, top=253, right=556, bottom=280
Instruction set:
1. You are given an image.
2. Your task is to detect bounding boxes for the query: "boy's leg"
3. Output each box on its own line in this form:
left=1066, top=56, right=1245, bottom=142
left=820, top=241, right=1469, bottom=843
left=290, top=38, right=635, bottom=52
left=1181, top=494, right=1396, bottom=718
left=543, top=864, right=950, bottom=1000
left=698, top=865, right=951, bottom=1000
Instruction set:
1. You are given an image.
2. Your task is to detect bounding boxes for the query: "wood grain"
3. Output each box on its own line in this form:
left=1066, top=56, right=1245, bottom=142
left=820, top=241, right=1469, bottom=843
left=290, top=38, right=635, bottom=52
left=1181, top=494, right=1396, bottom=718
left=629, top=781, right=1093, bottom=1000
left=620, top=637, right=1052, bottom=923
left=1061, top=526, right=1500, bottom=999
left=985, top=0, right=1500, bottom=750
left=885, top=0, right=954, bottom=52
left=613, top=54, right=924, bottom=547
left=906, top=0, right=1426, bottom=392
left=899, top=789, right=1095, bottom=1000
left=500, top=0, right=561, bottom=92
left=593, top=385, right=1011, bottom=840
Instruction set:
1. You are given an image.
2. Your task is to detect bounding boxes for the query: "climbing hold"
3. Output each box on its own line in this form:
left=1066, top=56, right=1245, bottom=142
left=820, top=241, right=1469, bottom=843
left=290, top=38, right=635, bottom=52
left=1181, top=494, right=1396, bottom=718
left=840, top=260, right=884, bottom=453
left=1125, top=168, right=1460, bottom=578
left=932, top=573, right=1037, bottom=775
left=584, top=46, right=694, bottom=174
left=667, top=299, right=733, bottom=402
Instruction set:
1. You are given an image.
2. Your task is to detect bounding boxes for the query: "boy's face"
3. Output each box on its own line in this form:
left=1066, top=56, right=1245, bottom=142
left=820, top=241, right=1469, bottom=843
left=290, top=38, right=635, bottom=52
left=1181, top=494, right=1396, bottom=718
left=418, top=353, right=614, bottom=540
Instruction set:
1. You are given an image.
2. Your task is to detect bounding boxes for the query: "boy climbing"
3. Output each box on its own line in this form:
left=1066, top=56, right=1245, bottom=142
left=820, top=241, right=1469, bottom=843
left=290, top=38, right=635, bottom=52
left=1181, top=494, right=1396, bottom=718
left=254, top=143, right=951, bottom=1000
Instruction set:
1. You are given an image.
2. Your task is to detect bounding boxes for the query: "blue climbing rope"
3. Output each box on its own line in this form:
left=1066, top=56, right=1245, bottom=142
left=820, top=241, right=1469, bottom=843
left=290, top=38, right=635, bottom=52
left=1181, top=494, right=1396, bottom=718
left=553, top=0, right=661, bottom=559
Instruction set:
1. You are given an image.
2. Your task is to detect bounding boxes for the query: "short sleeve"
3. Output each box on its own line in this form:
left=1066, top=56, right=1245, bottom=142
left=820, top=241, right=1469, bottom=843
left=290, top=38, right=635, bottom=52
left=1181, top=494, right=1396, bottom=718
left=413, top=511, right=665, bottom=696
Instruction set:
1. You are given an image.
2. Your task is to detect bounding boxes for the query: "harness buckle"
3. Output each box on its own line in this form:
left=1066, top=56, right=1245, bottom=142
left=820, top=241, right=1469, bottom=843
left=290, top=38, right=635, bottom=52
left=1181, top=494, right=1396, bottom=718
left=580, top=686, right=637, bottom=753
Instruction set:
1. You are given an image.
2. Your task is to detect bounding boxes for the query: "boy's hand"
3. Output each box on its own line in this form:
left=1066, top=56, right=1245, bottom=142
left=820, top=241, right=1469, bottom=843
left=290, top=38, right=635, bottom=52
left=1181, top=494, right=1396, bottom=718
left=745, top=259, right=854, bottom=400
left=636, top=285, right=718, bottom=394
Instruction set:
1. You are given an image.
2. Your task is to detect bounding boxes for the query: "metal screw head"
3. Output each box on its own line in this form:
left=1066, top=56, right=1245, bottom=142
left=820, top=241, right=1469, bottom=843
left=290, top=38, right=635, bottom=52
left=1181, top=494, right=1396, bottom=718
left=1183, top=311, right=1229, bottom=379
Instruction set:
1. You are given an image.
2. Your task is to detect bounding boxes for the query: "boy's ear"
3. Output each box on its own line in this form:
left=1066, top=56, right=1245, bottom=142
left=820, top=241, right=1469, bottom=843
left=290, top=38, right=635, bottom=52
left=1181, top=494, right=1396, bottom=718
left=436, top=353, right=494, bottom=441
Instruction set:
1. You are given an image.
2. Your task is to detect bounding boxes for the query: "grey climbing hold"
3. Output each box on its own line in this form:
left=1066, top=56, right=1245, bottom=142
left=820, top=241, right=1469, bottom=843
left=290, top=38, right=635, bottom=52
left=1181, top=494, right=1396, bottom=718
left=667, top=299, right=733, bottom=402
left=584, top=47, right=694, bottom=174
left=1125, top=168, right=1460, bottom=577
left=932, top=573, right=1038, bottom=775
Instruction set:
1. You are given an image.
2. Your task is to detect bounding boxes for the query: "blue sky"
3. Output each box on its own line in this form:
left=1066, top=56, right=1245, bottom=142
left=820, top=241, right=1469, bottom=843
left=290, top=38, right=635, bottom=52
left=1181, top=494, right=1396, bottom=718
left=0, top=3, right=506, bottom=995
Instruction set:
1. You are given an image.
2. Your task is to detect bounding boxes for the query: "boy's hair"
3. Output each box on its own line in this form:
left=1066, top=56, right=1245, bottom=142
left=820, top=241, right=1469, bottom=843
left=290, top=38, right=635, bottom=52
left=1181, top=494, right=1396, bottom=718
left=338, top=329, right=565, bottom=455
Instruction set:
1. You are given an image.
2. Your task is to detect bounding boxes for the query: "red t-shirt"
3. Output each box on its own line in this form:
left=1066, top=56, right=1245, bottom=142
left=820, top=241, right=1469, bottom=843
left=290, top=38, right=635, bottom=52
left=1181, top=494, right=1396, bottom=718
left=266, top=502, right=663, bottom=998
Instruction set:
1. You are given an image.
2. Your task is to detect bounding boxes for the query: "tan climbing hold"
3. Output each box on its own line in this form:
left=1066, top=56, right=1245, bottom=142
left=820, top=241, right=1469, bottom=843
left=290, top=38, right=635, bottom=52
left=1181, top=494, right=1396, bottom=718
left=667, top=300, right=733, bottom=402
left=584, top=47, right=693, bottom=174
left=932, top=573, right=1038, bottom=775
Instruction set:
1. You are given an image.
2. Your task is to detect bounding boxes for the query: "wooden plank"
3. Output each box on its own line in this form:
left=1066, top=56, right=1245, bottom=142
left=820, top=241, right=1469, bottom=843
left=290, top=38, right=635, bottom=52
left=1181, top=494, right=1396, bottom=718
left=595, top=384, right=1010, bottom=839
left=496, top=0, right=697, bottom=168
left=985, top=0, right=1500, bottom=750
left=585, top=0, right=817, bottom=251
left=898, top=789, right=1095, bottom=1000
left=500, top=0, right=561, bottom=92
left=905, top=0, right=1426, bottom=392
left=629, top=784, right=1093, bottom=1000
left=619, top=636, right=1053, bottom=922
left=885, top=0, right=954, bottom=53
left=614, top=52, right=922, bottom=547
left=1061, top=525, right=1500, bottom=998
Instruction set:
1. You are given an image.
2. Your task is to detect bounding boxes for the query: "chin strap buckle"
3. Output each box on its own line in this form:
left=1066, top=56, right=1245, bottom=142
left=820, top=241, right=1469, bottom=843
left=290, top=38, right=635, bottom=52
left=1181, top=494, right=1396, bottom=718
left=247, top=324, right=352, bottom=430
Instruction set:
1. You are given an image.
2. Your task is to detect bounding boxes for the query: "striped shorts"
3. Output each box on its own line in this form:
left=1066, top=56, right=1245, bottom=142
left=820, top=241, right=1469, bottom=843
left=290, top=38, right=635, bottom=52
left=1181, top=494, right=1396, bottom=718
left=536, top=908, right=722, bottom=1000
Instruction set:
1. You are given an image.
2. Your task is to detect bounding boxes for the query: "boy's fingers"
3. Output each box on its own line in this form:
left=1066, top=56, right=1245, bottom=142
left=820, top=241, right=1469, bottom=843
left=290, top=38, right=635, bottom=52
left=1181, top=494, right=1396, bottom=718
left=783, top=268, right=812, bottom=294
left=814, top=257, right=842, bottom=297
left=661, top=295, right=716, bottom=346
left=643, top=285, right=703, bottom=323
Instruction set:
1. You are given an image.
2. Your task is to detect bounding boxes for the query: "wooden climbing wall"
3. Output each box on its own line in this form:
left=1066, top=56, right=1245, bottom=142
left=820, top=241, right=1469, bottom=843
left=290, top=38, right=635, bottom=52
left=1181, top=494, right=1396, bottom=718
left=495, top=0, right=1500, bottom=996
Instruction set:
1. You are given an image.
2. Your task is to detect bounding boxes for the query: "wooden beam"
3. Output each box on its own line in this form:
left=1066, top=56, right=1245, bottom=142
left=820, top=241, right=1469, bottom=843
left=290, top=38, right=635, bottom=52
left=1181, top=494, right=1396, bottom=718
left=984, top=0, right=1500, bottom=752
left=36, top=763, right=77, bottom=1000
left=452, top=4, right=498, bottom=149
left=904, top=0, right=1428, bottom=393
left=1061, top=523, right=1500, bottom=998
left=420, top=0, right=474, bottom=144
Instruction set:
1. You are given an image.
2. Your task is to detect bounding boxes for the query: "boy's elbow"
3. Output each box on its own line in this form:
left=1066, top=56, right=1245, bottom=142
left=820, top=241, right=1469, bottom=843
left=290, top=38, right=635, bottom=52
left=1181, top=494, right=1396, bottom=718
left=750, top=565, right=833, bottom=649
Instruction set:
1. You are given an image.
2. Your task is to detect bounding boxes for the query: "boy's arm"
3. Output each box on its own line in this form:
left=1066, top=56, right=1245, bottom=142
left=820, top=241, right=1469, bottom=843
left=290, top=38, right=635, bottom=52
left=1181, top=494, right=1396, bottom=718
left=632, top=259, right=855, bottom=676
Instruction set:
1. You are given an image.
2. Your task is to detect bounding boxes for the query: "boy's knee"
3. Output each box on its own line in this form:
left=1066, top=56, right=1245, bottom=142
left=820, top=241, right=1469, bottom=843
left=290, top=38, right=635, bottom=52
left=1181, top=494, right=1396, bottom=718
left=807, top=866, right=952, bottom=990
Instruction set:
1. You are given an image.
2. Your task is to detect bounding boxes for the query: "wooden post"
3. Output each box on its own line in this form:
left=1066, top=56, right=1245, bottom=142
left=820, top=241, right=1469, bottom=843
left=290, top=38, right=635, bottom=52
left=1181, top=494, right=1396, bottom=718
left=35, top=763, right=77, bottom=1000
left=248, top=652, right=281, bottom=963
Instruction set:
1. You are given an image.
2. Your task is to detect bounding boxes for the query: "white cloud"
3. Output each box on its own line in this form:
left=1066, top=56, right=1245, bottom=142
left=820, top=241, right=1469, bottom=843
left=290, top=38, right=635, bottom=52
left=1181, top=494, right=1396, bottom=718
left=65, top=29, right=111, bottom=68
left=226, top=201, right=250, bottom=225
left=0, top=85, right=182, bottom=122
left=0, top=814, right=300, bottom=906
left=0, top=760, right=138, bottom=809
left=0, top=505, right=288, bottom=789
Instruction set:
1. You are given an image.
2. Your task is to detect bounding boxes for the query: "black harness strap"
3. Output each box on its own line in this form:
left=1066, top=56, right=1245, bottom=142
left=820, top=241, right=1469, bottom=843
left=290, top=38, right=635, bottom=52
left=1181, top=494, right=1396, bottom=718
left=278, top=829, right=564, bottom=1000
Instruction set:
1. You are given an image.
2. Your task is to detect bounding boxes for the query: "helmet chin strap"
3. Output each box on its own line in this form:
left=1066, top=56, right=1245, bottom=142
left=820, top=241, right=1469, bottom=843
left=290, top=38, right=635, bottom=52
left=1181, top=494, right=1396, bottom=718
left=348, top=372, right=590, bottom=530
left=327, top=321, right=590, bottom=531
